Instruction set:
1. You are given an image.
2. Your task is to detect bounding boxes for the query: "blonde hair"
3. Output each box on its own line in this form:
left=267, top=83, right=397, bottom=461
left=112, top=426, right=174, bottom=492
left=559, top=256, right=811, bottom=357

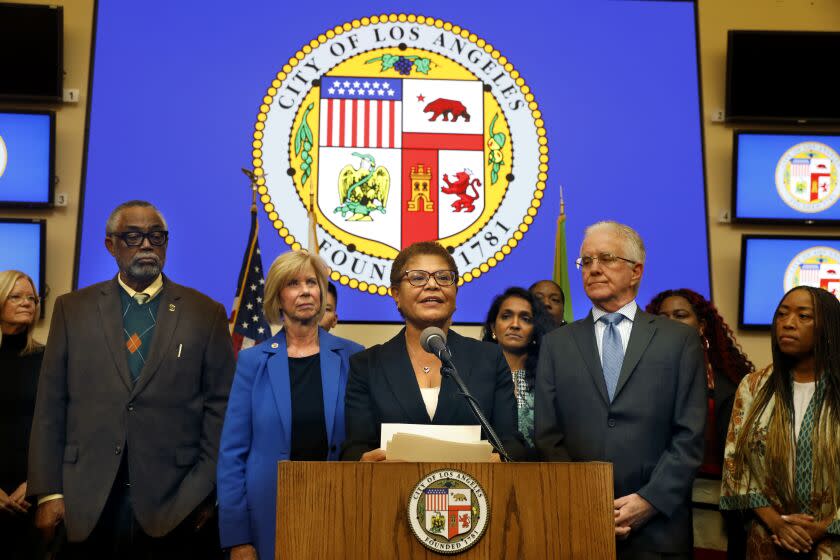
left=582, top=221, right=646, bottom=264
left=263, top=251, right=329, bottom=325
left=0, top=270, right=43, bottom=355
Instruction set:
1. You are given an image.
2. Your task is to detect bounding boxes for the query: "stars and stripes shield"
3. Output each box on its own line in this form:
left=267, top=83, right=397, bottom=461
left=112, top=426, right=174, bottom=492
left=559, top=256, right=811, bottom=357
left=314, top=73, right=490, bottom=254
left=423, top=487, right=473, bottom=540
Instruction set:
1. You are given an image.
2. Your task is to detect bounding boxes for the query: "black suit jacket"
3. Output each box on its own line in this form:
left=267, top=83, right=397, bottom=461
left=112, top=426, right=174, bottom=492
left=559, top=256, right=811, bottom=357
left=28, top=277, right=235, bottom=540
left=341, top=329, right=525, bottom=461
left=535, top=310, right=706, bottom=555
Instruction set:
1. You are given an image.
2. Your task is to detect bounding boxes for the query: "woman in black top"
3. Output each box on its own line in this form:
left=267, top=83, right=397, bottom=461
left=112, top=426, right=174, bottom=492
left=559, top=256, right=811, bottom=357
left=0, top=270, right=44, bottom=559
left=342, top=241, right=525, bottom=462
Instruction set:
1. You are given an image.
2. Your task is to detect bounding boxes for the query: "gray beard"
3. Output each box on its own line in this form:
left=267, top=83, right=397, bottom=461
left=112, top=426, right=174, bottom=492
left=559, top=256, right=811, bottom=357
left=125, top=262, right=161, bottom=284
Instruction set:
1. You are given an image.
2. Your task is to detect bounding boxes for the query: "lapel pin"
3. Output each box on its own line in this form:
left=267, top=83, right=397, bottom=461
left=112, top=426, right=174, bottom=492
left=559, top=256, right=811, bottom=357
left=169, top=303, right=176, bottom=312
left=271, top=342, right=279, bottom=349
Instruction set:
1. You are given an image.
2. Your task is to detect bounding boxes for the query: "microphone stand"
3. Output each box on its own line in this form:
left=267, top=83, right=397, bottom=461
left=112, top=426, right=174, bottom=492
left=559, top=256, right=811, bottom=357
left=439, top=362, right=513, bottom=463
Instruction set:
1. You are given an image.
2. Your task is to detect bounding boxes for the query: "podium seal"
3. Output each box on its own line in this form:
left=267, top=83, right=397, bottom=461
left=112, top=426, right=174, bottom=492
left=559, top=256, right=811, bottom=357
left=407, top=469, right=489, bottom=554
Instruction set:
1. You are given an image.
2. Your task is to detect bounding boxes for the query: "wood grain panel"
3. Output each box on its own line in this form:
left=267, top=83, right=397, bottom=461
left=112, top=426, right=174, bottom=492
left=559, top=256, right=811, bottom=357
left=276, top=462, right=615, bottom=559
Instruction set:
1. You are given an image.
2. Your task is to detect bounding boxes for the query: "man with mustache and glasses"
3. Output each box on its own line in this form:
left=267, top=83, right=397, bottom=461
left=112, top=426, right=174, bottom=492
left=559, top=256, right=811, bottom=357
left=28, top=200, right=235, bottom=559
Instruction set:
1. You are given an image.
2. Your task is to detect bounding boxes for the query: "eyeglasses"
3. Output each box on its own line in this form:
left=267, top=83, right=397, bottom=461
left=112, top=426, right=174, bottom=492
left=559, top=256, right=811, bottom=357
left=8, top=294, right=39, bottom=305
left=111, top=230, right=169, bottom=247
left=402, top=270, right=458, bottom=287
left=575, top=252, right=636, bottom=270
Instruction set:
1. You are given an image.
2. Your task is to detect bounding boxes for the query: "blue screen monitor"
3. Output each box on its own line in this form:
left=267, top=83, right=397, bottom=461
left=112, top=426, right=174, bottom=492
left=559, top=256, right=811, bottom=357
left=0, top=219, right=46, bottom=312
left=733, top=131, right=840, bottom=225
left=740, top=234, right=840, bottom=329
left=0, top=110, right=55, bottom=207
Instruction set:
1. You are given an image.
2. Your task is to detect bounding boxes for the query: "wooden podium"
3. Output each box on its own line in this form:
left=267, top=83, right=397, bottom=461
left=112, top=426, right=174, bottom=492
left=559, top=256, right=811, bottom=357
left=276, top=462, right=616, bottom=559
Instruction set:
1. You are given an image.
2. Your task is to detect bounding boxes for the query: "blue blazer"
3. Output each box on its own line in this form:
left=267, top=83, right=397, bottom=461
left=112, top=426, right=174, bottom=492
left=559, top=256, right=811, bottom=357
left=217, top=329, right=363, bottom=560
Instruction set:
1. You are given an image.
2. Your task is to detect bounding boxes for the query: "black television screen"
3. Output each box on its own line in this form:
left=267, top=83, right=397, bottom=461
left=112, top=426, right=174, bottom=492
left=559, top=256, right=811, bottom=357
left=0, top=110, right=55, bottom=207
left=0, top=3, right=63, bottom=101
left=726, top=31, right=840, bottom=123
left=733, top=131, right=840, bottom=225
left=0, top=219, right=46, bottom=313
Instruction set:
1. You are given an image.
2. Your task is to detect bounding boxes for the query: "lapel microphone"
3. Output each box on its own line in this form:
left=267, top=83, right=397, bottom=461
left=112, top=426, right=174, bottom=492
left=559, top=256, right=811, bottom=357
left=418, top=326, right=512, bottom=462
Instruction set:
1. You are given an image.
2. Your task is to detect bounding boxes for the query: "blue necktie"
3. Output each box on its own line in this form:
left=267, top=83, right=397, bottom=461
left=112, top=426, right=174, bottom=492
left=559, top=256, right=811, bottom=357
left=600, top=313, right=625, bottom=401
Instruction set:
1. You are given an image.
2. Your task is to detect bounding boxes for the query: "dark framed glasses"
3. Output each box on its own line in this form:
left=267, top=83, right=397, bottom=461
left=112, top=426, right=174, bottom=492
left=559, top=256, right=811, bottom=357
left=575, top=252, right=636, bottom=270
left=111, top=230, right=169, bottom=247
left=402, top=269, right=458, bottom=287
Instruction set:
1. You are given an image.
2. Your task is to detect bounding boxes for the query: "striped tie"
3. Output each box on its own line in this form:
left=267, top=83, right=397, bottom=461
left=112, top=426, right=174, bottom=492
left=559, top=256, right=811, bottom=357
left=600, top=313, right=624, bottom=401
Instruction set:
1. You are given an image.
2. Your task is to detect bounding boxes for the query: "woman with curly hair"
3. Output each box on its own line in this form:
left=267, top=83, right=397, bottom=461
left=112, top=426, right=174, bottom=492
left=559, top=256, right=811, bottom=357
left=720, top=286, right=840, bottom=558
left=482, top=287, right=553, bottom=452
left=647, top=288, right=754, bottom=473
left=647, top=288, right=755, bottom=557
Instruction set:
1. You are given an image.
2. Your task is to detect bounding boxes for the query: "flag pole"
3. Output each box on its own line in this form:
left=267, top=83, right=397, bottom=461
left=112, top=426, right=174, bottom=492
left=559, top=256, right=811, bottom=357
left=553, top=184, right=573, bottom=323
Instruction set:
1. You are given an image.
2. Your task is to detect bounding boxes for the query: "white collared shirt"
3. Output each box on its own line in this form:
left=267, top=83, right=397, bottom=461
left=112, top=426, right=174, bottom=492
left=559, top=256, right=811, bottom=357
left=117, top=273, right=164, bottom=301
left=592, top=300, right=637, bottom=362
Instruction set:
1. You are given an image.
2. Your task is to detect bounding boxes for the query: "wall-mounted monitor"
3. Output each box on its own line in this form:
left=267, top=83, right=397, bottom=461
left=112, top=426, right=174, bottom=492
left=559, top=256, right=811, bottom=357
left=0, top=219, right=46, bottom=313
left=733, top=131, right=840, bottom=225
left=726, top=31, right=840, bottom=123
left=0, top=3, right=63, bottom=102
left=0, top=110, right=55, bottom=207
left=740, top=234, right=840, bottom=329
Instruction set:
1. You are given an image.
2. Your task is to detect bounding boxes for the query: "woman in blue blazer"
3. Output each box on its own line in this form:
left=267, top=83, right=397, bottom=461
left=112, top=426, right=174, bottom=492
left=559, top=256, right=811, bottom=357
left=217, top=251, right=363, bottom=560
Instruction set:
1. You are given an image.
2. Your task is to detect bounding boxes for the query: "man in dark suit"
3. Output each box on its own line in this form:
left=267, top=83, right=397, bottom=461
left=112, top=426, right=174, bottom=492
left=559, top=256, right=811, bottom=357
left=29, top=200, right=235, bottom=559
left=535, top=221, right=706, bottom=559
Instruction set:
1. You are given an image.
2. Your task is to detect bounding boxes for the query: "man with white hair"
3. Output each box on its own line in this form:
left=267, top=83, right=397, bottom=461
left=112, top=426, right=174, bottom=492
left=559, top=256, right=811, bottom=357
left=535, top=220, right=706, bottom=559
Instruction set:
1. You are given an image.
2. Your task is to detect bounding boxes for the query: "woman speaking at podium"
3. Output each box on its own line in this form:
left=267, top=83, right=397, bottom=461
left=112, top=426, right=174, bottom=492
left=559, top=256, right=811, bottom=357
left=217, top=251, right=363, bottom=560
left=341, top=241, right=525, bottom=462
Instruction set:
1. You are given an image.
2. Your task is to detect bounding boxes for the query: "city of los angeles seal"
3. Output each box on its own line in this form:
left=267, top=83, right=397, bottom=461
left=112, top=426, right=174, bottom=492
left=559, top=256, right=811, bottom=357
left=775, top=142, right=840, bottom=214
left=252, top=14, right=547, bottom=296
left=407, top=469, right=489, bottom=554
left=784, top=246, right=840, bottom=299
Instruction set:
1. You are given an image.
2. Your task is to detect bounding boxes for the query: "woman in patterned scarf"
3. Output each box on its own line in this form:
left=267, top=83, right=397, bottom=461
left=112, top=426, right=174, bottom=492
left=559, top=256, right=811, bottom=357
left=721, top=286, right=840, bottom=559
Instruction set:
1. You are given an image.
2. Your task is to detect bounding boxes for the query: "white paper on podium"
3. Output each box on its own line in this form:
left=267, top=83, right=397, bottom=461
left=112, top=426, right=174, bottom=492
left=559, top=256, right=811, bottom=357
left=379, top=423, right=481, bottom=449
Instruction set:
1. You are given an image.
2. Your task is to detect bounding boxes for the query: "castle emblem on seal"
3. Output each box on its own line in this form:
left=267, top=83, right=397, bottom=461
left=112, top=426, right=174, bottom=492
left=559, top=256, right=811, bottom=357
left=775, top=142, right=840, bottom=214
left=784, top=246, right=840, bottom=299
left=251, top=14, right=547, bottom=295
left=407, top=469, right=489, bottom=554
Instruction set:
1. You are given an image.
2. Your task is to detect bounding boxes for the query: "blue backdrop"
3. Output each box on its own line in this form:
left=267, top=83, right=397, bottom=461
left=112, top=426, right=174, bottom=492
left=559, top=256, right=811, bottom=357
left=77, top=0, right=709, bottom=323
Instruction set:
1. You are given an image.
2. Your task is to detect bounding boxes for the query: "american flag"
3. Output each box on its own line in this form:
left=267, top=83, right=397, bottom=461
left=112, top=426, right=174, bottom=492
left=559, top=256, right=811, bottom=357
left=319, top=77, right=402, bottom=149
left=230, top=206, right=271, bottom=356
left=425, top=488, right=448, bottom=511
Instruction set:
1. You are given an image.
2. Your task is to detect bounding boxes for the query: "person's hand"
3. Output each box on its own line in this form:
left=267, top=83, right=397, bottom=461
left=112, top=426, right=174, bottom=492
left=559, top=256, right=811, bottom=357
left=614, top=494, right=656, bottom=539
left=781, top=513, right=829, bottom=543
left=360, top=449, right=387, bottom=462
left=614, top=508, right=631, bottom=539
left=35, top=498, right=65, bottom=542
left=9, top=481, right=31, bottom=512
left=230, top=543, right=257, bottom=560
left=767, top=515, right=812, bottom=554
left=0, top=487, right=28, bottom=515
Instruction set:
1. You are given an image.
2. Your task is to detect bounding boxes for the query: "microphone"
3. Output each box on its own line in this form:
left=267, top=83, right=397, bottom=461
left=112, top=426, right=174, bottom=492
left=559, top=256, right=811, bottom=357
left=419, top=327, right=512, bottom=462
left=420, top=327, right=452, bottom=363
